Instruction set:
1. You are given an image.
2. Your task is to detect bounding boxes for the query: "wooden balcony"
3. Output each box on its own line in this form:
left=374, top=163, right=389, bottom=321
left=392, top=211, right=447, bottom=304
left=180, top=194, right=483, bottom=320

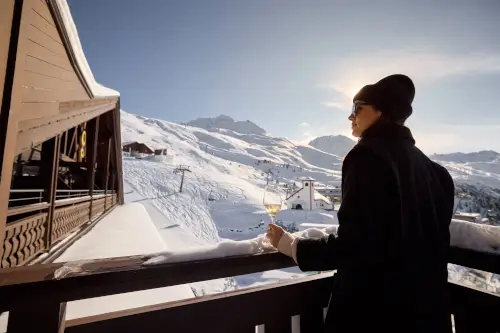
left=2, top=190, right=118, bottom=268
left=0, top=246, right=498, bottom=333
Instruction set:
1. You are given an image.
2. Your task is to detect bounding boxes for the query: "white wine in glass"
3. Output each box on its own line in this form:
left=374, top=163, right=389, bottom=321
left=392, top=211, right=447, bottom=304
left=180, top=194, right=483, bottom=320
left=263, top=185, right=283, bottom=224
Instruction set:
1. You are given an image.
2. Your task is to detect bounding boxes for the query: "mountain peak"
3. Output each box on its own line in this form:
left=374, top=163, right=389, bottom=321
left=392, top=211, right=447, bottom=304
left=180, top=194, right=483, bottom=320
left=308, top=135, right=356, bottom=157
left=187, top=115, right=267, bottom=135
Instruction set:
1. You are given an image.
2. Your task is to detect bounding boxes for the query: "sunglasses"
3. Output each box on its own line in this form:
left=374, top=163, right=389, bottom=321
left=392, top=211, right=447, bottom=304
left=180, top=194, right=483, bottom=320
left=351, top=101, right=370, bottom=117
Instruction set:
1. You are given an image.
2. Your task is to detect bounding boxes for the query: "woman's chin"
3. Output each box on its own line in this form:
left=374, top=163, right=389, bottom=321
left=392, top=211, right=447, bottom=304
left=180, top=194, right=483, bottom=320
left=351, top=128, right=361, bottom=138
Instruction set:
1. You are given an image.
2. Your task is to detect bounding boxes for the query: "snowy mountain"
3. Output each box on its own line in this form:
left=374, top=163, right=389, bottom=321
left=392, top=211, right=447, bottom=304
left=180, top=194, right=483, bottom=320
left=430, top=150, right=500, bottom=163
left=186, top=115, right=267, bottom=136
left=308, top=135, right=356, bottom=157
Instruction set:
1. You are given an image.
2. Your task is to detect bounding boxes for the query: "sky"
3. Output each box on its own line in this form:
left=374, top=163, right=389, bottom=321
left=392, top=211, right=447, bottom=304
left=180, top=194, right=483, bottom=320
left=68, top=0, right=500, bottom=154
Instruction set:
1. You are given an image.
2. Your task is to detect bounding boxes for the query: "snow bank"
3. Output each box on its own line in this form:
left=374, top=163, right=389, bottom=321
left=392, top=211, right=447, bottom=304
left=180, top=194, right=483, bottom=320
left=55, top=203, right=194, bottom=320
left=55, top=0, right=119, bottom=97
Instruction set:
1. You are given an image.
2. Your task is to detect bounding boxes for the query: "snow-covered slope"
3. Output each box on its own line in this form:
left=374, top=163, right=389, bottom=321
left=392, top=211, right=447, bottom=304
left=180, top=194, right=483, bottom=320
left=308, top=135, right=356, bottom=157
left=187, top=115, right=267, bottom=136
left=120, top=110, right=340, bottom=292
left=120, top=110, right=500, bottom=294
left=430, top=150, right=500, bottom=163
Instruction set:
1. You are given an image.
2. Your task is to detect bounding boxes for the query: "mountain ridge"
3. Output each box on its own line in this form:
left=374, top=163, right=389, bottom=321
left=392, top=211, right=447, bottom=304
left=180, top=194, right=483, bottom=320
left=186, top=115, right=267, bottom=136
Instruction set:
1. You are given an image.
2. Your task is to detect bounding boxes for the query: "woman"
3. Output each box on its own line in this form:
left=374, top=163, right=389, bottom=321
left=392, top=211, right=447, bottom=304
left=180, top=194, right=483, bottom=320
left=267, top=74, right=455, bottom=332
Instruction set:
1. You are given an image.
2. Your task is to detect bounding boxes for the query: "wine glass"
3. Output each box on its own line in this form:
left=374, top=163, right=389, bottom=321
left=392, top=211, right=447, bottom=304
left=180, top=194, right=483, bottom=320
left=263, top=184, right=283, bottom=224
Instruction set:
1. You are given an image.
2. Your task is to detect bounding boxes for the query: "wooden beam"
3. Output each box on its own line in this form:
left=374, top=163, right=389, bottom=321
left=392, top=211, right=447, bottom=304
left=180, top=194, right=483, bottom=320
left=0, top=0, right=24, bottom=259
left=41, top=135, right=61, bottom=249
left=0, top=252, right=296, bottom=310
left=103, top=138, right=111, bottom=210
left=63, top=129, right=68, bottom=155
left=23, top=160, right=86, bottom=169
left=87, top=116, right=99, bottom=220
left=111, top=102, right=124, bottom=204
left=15, top=101, right=116, bottom=155
left=67, top=127, right=76, bottom=158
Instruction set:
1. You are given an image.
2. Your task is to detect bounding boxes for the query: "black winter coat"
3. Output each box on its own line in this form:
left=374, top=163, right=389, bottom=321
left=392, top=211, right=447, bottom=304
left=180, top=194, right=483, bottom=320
left=296, top=121, right=455, bottom=333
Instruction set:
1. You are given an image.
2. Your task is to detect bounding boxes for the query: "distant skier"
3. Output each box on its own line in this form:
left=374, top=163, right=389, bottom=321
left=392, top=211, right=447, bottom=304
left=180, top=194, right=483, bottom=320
left=267, top=74, right=455, bottom=333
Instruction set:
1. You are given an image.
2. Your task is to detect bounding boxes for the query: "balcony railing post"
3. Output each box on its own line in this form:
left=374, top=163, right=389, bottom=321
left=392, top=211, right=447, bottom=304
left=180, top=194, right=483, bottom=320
left=41, top=135, right=61, bottom=250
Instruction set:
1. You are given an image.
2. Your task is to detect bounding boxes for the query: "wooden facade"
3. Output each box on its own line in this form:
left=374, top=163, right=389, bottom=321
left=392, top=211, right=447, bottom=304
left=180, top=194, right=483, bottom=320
left=0, top=0, right=123, bottom=268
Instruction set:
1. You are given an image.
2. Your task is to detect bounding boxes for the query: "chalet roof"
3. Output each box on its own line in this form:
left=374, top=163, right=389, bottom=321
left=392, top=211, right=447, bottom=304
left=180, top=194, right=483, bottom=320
left=55, top=0, right=119, bottom=98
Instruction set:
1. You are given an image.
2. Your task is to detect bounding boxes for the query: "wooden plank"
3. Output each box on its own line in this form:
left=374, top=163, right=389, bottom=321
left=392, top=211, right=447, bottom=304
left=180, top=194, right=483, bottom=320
left=65, top=273, right=332, bottom=333
left=25, top=55, right=78, bottom=81
left=7, top=202, right=49, bottom=217
left=8, top=301, right=67, bottom=333
left=449, top=247, right=500, bottom=277
left=0, top=0, right=15, bottom=114
left=31, top=0, right=55, bottom=28
left=27, top=22, right=66, bottom=57
left=29, top=5, right=61, bottom=43
left=23, top=69, right=78, bottom=91
left=22, top=85, right=87, bottom=103
left=26, top=37, right=73, bottom=72
left=20, top=101, right=59, bottom=121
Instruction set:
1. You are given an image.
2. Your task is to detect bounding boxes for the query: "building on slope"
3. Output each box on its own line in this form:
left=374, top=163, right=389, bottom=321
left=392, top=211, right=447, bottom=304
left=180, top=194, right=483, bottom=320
left=122, top=141, right=154, bottom=156
left=285, top=177, right=333, bottom=210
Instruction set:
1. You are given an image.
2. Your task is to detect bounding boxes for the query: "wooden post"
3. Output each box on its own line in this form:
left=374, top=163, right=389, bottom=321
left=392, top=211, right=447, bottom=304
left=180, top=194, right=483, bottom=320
left=103, top=138, right=111, bottom=210
left=8, top=302, right=67, bottom=333
left=0, top=0, right=22, bottom=258
left=41, top=135, right=61, bottom=250
left=86, top=116, right=99, bottom=220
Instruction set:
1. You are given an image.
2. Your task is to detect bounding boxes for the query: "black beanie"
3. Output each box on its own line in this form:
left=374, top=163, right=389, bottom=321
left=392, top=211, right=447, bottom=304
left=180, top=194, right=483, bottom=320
left=353, top=74, right=415, bottom=123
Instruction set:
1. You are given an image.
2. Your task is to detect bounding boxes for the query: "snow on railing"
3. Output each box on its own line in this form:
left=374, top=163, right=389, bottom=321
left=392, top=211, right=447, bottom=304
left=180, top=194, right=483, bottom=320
left=144, top=219, right=500, bottom=267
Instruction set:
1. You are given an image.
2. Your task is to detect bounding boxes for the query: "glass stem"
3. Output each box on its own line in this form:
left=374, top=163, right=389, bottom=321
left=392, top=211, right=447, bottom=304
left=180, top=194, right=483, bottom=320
left=270, top=216, right=275, bottom=224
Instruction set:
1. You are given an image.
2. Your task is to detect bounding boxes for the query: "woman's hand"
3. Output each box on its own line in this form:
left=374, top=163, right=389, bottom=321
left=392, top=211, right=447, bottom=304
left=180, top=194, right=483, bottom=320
left=266, top=224, right=285, bottom=248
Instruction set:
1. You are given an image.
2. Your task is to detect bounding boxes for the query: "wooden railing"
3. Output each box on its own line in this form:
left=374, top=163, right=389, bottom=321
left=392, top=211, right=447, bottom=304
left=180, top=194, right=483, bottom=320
left=1, top=192, right=118, bottom=268
left=0, top=247, right=498, bottom=333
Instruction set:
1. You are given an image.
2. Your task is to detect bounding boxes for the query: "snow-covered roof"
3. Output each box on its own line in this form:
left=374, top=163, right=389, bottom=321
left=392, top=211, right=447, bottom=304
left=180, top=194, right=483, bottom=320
left=55, top=0, right=119, bottom=97
left=314, top=191, right=332, bottom=204
left=299, top=176, right=315, bottom=181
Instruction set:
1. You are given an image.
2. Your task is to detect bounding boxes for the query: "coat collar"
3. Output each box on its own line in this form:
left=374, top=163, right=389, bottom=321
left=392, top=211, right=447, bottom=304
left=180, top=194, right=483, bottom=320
left=360, top=118, right=415, bottom=144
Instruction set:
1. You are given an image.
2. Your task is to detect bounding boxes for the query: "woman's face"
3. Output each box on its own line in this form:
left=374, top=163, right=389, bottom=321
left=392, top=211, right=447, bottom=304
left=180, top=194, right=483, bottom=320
left=348, top=102, right=382, bottom=137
